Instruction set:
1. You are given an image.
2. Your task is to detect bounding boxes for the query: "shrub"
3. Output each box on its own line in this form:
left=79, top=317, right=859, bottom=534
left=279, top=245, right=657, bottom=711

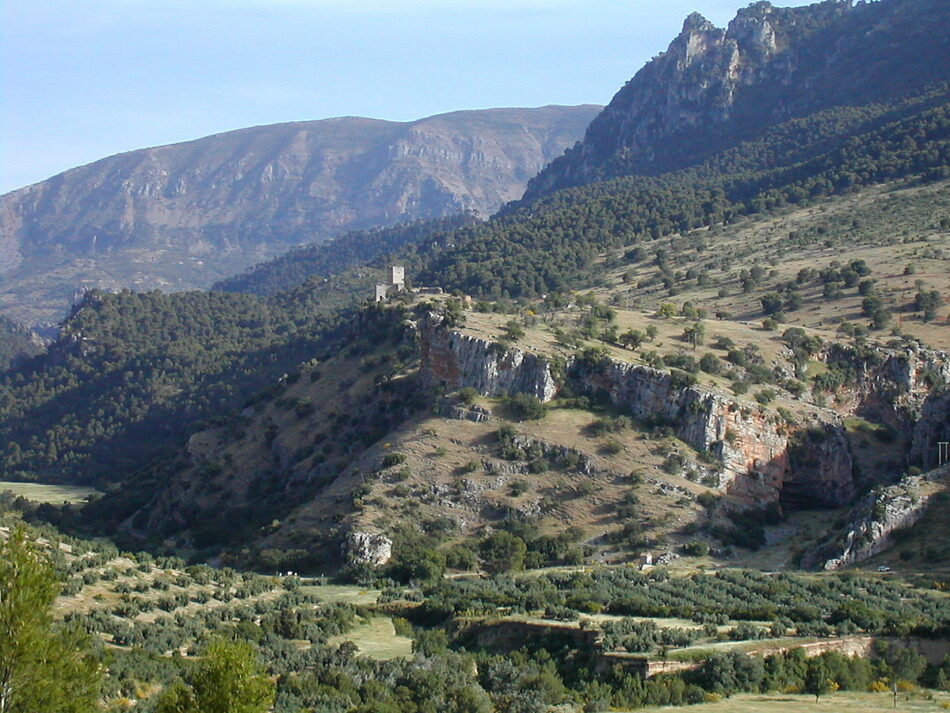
left=504, top=393, right=547, bottom=421
left=669, top=369, right=698, bottom=390
left=479, top=532, right=527, bottom=574
left=699, top=353, right=721, bottom=374
left=457, top=387, right=478, bottom=405
left=381, top=453, right=407, bottom=468
left=682, top=541, right=710, bottom=557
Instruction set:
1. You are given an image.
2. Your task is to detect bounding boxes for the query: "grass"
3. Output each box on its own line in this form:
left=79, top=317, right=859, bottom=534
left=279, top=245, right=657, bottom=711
left=328, top=616, right=413, bottom=660
left=636, top=690, right=950, bottom=713
left=0, top=481, right=100, bottom=504
left=299, top=583, right=381, bottom=605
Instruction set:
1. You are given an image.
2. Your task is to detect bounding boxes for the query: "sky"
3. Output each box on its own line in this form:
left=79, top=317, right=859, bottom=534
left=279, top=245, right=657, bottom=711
left=1, top=0, right=815, bottom=195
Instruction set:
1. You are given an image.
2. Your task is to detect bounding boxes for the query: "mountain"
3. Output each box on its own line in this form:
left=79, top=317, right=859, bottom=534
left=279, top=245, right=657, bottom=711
left=524, top=0, right=950, bottom=199
left=213, top=215, right=476, bottom=297
left=0, top=105, right=599, bottom=324
left=1, top=0, right=947, bottom=574
left=0, top=315, right=44, bottom=371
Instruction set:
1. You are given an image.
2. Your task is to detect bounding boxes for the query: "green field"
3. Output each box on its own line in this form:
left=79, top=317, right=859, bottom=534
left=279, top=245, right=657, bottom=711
left=300, top=583, right=381, bottom=605
left=638, top=691, right=950, bottom=713
left=0, top=481, right=100, bottom=504
left=329, top=616, right=413, bottom=660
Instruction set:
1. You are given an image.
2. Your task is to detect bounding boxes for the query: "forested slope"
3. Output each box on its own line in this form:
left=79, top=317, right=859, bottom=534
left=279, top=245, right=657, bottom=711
left=0, top=315, right=43, bottom=371
left=417, top=88, right=950, bottom=297
left=214, top=215, right=475, bottom=296
left=525, top=0, right=950, bottom=197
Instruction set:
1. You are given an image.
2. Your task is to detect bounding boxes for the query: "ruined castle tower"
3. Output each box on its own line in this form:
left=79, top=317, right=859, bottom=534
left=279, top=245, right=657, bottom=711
left=375, top=265, right=406, bottom=302
left=389, top=265, right=405, bottom=291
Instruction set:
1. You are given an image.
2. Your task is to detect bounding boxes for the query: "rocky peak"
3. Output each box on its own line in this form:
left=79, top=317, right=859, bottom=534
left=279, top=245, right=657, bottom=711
left=522, top=0, right=946, bottom=201
left=673, top=13, right=725, bottom=67
left=727, top=2, right=779, bottom=65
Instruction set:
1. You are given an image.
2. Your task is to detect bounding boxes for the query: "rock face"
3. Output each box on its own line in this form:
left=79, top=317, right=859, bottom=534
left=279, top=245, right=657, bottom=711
left=823, top=343, right=950, bottom=470
left=420, top=319, right=558, bottom=402
left=0, top=105, right=599, bottom=323
left=802, top=472, right=944, bottom=570
left=500, top=434, right=597, bottom=476
left=825, top=343, right=950, bottom=428
left=569, top=356, right=853, bottom=508
left=420, top=321, right=854, bottom=509
left=911, top=393, right=950, bottom=470
left=524, top=0, right=950, bottom=198
left=342, top=531, right=393, bottom=567
left=439, top=400, right=492, bottom=423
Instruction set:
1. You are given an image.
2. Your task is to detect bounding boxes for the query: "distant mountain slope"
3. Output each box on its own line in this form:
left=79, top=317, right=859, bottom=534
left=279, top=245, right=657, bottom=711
left=524, top=0, right=950, bottom=199
left=0, top=105, right=599, bottom=324
left=0, top=315, right=43, bottom=371
left=420, top=87, right=949, bottom=298
left=214, top=215, right=475, bottom=297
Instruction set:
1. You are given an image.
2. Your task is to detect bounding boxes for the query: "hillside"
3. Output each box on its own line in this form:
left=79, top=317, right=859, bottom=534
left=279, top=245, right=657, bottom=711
left=214, top=214, right=475, bottom=297
left=121, top=178, right=950, bottom=569
left=4, top=1, right=950, bottom=711
left=0, top=105, right=599, bottom=324
left=525, top=0, right=950, bottom=198
left=0, top=0, right=944, bottom=567
left=0, top=314, right=44, bottom=370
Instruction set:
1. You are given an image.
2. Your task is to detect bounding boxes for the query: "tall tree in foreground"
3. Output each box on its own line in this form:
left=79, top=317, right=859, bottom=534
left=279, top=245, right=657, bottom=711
left=0, top=528, right=101, bottom=713
left=155, top=639, right=274, bottom=713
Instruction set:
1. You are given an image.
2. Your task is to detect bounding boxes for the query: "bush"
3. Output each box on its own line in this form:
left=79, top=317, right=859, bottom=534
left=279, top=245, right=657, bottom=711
left=504, top=393, right=547, bottom=421
left=682, top=541, right=710, bottom=557
left=457, top=387, right=478, bottom=406
left=699, top=353, right=721, bottom=374
left=479, top=532, right=527, bottom=574
left=381, top=453, right=407, bottom=468
left=669, top=369, right=698, bottom=390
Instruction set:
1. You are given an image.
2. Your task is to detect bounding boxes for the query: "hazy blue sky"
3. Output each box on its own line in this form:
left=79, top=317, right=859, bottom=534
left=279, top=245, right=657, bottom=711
left=1, top=0, right=814, bottom=194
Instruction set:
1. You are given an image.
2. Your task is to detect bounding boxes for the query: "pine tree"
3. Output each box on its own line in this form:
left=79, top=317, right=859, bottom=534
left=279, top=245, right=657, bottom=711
left=0, top=528, right=101, bottom=713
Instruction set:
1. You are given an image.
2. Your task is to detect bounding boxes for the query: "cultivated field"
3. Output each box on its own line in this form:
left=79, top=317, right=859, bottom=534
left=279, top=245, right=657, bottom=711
left=637, top=690, right=950, bottom=713
left=0, top=481, right=100, bottom=503
left=329, top=615, right=413, bottom=660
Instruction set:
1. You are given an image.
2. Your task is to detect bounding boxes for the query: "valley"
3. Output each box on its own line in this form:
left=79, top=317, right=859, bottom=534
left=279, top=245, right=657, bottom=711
left=1, top=0, right=949, bottom=711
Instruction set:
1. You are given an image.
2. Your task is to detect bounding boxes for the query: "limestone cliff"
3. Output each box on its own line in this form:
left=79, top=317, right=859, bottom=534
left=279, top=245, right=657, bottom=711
left=823, top=342, right=950, bottom=470
left=911, top=393, right=950, bottom=470
left=569, top=354, right=853, bottom=509
left=801, top=470, right=947, bottom=570
left=825, top=343, right=949, bottom=427
left=420, top=319, right=558, bottom=402
left=420, top=321, right=854, bottom=509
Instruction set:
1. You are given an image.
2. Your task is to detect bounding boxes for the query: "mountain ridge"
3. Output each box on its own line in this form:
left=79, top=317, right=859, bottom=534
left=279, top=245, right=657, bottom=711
left=524, top=0, right=950, bottom=199
left=0, top=104, right=600, bottom=324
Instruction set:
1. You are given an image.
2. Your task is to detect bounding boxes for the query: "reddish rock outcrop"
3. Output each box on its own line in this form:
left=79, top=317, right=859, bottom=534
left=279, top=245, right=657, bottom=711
left=420, top=321, right=854, bottom=509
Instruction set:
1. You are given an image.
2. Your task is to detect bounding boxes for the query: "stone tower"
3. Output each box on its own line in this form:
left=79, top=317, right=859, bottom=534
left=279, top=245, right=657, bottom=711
left=389, top=265, right=405, bottom=291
